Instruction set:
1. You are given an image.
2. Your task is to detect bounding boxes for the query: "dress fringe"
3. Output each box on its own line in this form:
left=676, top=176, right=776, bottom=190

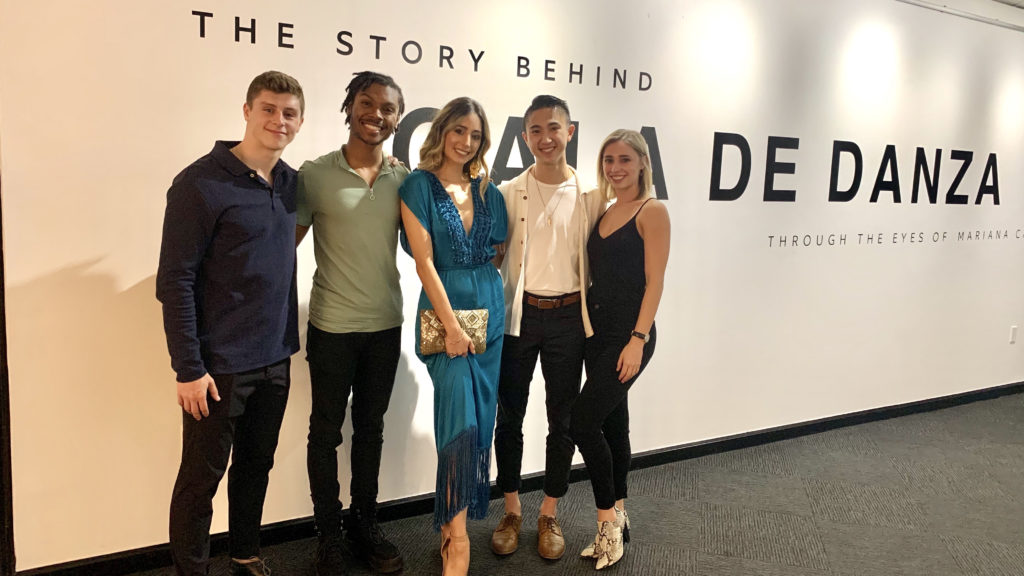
left=433, top=426, right=492, bottom=531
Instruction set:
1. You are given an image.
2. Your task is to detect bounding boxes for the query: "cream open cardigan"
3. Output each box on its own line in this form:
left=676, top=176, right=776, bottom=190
left=498, top=165, right=605, bottom=337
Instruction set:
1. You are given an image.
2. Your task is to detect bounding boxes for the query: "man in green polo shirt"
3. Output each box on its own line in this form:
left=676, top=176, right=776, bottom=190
left=296, top=71, right=408, bottom=576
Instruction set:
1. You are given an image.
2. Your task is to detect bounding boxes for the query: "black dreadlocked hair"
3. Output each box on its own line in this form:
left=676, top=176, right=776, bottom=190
left=340, top=71, right=405, bottom=126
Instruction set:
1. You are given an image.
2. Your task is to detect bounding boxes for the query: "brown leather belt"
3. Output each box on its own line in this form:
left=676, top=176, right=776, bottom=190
left=525, top=292, right=580, bottom=309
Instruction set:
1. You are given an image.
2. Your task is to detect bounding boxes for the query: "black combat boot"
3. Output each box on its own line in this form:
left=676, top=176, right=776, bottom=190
left=345, top=505, right=403, bottom=573
left=313, top=514, right=348, bottom=576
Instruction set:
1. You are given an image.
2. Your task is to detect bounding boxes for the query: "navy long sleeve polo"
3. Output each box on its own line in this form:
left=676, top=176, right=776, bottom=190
left=156, top=141, right=299, bottom=382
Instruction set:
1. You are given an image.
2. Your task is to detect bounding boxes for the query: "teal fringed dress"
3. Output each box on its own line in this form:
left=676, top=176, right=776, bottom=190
left=399, top=169, right=508, bottom=530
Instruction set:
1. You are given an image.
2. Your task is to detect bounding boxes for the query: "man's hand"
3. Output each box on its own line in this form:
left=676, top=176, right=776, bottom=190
left=177, top=373, right=220, bottom=420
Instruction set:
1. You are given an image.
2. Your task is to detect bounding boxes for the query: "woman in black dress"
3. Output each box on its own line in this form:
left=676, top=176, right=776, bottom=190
left=570, top=129, right=671, bottom=570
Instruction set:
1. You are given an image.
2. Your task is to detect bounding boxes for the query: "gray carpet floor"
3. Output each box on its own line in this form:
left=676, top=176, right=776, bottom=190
left=136, top=393, right=1024, bottom=575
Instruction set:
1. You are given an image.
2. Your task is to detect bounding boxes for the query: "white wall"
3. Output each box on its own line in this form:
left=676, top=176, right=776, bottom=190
left=1, top=0, right=1022, bottom=569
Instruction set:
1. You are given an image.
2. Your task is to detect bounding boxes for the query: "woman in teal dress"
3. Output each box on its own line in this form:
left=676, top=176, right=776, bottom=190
left=399, top=96, right=508, bottom=576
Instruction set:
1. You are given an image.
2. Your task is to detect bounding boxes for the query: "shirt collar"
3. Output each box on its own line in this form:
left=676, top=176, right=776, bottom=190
left=521, top=164, right=580, bottom=193
left=211, top=140, right=290, bottom=179
left=337, top=145, right=393, bottom=175
left=211, top=141, right=249, bottom=177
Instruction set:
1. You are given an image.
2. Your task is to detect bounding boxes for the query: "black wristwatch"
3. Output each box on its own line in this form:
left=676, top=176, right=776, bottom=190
left=630, top=330, right=649, bottom=343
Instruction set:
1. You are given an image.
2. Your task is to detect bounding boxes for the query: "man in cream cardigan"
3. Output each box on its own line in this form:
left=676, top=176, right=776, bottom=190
left=491, top=95, right=605, bottom=561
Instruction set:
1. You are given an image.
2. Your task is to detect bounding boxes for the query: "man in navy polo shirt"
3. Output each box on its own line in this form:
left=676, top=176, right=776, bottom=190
left=157, top=70, right=305, bottom=576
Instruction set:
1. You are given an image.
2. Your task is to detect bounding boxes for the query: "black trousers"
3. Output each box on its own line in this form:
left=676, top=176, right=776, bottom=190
left=494, top=297, right=585, bottom=498
left=571, top=322, right=656, bottom=511
left=305, top=323, right=401, bottom=528
left=169, top=357, right=291, bottom=576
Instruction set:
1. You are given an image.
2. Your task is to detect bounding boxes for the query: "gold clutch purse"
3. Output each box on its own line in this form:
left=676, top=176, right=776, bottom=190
left=419, top=309, right=488, bottom=356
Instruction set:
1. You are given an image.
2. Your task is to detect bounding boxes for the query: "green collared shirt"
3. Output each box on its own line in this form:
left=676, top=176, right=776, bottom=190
left=297, top=148, right=410, bottom=333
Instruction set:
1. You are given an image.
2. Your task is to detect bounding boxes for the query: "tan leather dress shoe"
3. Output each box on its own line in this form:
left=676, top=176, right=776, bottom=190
left=490, top=512, right=522, bottom=555
left=537, top=515, right=565, bottom=560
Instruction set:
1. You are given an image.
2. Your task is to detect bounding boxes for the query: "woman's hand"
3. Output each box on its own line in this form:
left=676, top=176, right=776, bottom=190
left=445, top=327, right=475, bottom=358
left=616, top=338, right=645, bottom=383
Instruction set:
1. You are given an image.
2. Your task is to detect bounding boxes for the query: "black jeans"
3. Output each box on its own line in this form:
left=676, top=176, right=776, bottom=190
left=494, top=297, right=585, bottom=498
left=305, top=323, right=401, bottom=528
left=169, top=358, right=291, bottom=576
left=571, top=322, right=656, bottom=511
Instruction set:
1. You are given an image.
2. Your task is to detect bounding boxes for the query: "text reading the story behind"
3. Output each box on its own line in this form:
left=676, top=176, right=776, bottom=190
left=190, top=11, right=654, bottom=92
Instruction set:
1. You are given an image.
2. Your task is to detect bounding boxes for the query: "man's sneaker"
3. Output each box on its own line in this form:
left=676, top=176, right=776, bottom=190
left=229, top=556, right=271, bottom=576
left=345, top=506, right=404, bottom=573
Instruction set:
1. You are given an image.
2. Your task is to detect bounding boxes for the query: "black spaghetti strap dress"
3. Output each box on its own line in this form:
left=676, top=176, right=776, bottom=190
left=570, top=199, right=657, bottom=510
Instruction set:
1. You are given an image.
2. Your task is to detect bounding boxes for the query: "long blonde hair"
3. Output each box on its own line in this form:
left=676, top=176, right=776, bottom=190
left=596, top=129, right=654, bottom=202
left=417, top=97, right=491, bottom=187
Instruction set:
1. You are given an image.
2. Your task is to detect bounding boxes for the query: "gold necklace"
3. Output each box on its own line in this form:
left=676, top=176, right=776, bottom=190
left=529, top=171, right=565, bottom=227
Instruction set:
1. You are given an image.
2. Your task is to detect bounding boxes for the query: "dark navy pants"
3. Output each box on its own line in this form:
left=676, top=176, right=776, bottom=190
left=169, top=357, right=290, bottom=575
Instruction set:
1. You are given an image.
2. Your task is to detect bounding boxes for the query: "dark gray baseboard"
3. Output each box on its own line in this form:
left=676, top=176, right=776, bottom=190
left=18, top=380, right=1024, bottom=576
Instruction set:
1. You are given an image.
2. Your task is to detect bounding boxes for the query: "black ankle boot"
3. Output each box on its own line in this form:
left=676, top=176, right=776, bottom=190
left=313, top=515, right=347, bottom=576
left=344, top=505, right=404, bottom=574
